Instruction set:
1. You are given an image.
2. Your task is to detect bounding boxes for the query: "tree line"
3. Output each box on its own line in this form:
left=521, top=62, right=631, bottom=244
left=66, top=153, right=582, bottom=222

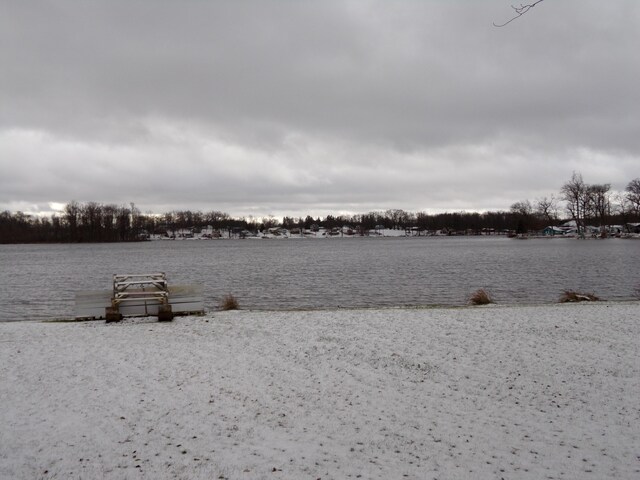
left=1, top=175, right=639, bottom=243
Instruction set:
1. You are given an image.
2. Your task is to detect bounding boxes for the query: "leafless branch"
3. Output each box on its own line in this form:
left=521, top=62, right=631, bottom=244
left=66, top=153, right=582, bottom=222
left=493, top=0, right=545, bottom=27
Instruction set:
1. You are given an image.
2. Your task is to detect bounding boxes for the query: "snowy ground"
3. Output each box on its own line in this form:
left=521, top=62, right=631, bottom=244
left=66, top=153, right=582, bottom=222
left=1, top=303, right=639, bottom=480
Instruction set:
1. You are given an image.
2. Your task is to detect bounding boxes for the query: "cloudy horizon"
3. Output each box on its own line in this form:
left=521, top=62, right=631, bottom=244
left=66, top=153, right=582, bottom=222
left=1, top=0, right=639, bottom=220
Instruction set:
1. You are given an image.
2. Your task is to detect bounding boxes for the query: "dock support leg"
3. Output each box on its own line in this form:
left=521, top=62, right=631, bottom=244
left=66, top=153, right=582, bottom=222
left=158, top=304, right=174, bottom=322
left=105, top=307, right=122, bottom=323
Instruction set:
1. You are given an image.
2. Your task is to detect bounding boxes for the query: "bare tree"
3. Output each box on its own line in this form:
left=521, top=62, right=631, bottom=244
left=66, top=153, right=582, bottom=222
left=510, top=199, right=533, bottom=233
left=611, top=192, right=631, bottom=232
left=510, top=200, right=533, bottom=216
left=116, top=205, right=131, bottom=241
left=261, top=215, right=278, bottom=230
left=535, top=195, right=559, bottom=224
left=494, top=0, right=545, bottom=27
left=561, top=172, right=587, bottom=236
left=626, top=178, right=640, bottom=218
left=64, top=200, right=81, bottom=242
left=587, top=184, right=611, bottom=237
left=385, top=209, right=410, bottom=230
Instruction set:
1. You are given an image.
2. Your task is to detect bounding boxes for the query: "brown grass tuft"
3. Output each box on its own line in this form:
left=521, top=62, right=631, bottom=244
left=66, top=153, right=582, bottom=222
left=558, top=290, right=599, bottom=303
left=469, top=288, right=493, bottom=305
left=220, top=293, right=239, bottom=310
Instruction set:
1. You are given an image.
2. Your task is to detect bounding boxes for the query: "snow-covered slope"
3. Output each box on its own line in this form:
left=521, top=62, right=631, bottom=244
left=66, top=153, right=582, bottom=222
left=1, top=303, right=639, bottom=479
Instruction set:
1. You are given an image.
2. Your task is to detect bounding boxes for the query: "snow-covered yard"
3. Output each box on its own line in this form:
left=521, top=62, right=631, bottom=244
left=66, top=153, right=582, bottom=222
left=1, top=303, right=639, bottom=479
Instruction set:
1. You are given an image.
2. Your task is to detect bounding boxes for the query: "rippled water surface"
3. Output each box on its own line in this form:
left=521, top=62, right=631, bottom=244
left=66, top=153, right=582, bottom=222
left=1, top=236, right=639, bottom=321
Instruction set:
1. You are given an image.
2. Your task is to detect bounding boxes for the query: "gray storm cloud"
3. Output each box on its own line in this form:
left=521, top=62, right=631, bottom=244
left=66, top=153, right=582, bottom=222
left=1, top=0, right=639, bottom=218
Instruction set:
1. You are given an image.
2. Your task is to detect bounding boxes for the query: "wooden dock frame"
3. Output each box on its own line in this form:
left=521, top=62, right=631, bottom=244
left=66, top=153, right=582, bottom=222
left=107, top=273, right=171, bottom=323
left=75, top=273, right=205, bottom=322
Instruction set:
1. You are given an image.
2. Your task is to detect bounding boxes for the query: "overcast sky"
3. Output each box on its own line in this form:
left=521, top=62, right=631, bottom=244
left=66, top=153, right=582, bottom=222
left=1, top=0, right=638, bottom=219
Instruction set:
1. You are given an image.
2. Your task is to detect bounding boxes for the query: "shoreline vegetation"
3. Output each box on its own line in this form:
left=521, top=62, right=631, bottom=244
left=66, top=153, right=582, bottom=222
left=2, top=302, right=639, bottom=479
left=1, top=208, right=639, bottom=244
left=1, top=174, right=639, bottom=244
left=40, top=297, right=640, bottom=324
left=52, top=299, right=639, bottom=325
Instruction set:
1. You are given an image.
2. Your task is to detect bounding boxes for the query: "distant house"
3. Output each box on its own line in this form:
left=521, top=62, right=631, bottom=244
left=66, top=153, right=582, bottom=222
left=559, top=220, right=579, bottom=229
left=266, top=227, right=288, bottom=237
left=554, top=220, right=601, bottom=237
left=607, top=225, right=625, bottom=235
left=627, top=223, right=640, bottom=234
left=542, top=226, right=566, bottom=236
left=175, top=228, right=194, bottom=239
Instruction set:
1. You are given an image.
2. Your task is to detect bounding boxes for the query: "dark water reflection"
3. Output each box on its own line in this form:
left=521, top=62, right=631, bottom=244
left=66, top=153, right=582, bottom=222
left=1, top=236, right=639, bottom=321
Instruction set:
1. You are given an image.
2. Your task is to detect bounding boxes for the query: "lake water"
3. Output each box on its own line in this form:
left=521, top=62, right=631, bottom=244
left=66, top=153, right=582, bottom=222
left=1, top=236, right=639, bottom=321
